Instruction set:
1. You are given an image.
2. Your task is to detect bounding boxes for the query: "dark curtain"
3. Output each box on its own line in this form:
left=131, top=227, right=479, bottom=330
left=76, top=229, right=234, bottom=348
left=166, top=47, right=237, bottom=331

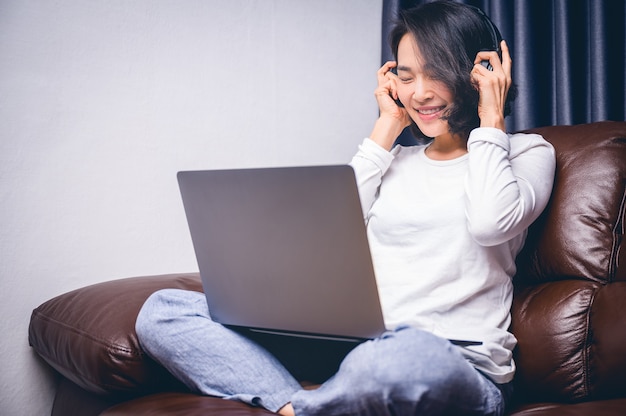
left=382, top=0, right=626, bottom=134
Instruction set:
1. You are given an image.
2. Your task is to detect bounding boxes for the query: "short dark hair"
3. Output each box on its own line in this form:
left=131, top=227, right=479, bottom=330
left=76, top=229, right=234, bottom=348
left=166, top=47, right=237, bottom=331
left=390, top=0, right=517, bottom=140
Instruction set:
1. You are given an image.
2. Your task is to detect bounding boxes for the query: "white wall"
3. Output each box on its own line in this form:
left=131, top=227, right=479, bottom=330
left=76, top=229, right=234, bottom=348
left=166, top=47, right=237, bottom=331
left=0, top=1, right=382, bottom=414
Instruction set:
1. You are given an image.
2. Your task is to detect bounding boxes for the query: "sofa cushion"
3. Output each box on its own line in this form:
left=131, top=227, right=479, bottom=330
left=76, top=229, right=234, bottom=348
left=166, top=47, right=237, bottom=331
left=28, top=273, right=203, bottom=396
left=517, top=121, right=626, bottom=284
left=100, top=392, right=276, bottom=416
left=509, top=398, right=626, bottom=416
left=514, top=281, right=626, bottom=402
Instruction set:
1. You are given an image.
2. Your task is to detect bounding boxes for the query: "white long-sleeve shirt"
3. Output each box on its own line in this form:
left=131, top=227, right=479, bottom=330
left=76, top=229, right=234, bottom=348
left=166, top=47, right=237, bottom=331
left=350, top=127, right=555, bottom=384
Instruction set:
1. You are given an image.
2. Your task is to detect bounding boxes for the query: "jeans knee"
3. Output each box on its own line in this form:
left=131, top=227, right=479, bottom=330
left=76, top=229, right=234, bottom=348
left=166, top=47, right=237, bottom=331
left=298, top=328, right=499, bottom=415
left=135, top=288, right=206, bottom=348
left=342, top=327, right=465, bottom=399
left=135, top=290, right=165, bottom=347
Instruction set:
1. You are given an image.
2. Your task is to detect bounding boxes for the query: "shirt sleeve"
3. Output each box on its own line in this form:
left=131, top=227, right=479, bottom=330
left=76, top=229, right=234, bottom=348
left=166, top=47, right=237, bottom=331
left=349, top=138, right=395, bottom=219
left=464, top=127, right=556, bottom=246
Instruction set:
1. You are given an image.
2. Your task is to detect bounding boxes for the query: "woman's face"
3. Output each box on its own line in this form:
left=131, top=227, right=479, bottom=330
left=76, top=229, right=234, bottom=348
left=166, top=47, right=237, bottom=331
left=396, top=33, right=454, bottom=140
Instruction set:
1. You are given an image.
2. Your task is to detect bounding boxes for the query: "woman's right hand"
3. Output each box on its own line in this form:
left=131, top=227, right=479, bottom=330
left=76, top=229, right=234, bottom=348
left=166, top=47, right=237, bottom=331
left=374, top=61, right=406, bottom=117
left=369, top=61, right=411, bottom=150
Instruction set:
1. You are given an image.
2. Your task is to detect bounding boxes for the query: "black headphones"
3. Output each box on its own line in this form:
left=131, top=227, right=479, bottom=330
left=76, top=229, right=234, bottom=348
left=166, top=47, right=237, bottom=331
left=469, top=5, right=502, bottom=70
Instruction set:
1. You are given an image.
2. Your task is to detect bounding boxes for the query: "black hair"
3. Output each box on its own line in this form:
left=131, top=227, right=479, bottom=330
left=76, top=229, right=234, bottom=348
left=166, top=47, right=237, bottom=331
left=390, top=0, right=517, bottom=140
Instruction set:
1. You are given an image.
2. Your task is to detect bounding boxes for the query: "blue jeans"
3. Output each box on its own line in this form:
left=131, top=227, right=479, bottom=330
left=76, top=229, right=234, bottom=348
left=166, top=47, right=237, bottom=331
left=136, top=289, right=510, bottom=415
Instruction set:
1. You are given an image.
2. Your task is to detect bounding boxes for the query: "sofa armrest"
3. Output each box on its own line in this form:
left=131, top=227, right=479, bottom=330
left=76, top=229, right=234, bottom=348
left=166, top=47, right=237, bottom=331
left=28, top=273, right=202, bottom=396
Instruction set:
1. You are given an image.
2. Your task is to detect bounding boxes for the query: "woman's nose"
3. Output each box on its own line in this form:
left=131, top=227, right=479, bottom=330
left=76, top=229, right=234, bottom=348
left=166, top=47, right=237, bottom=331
left=412, top=76, right=433, bottom=102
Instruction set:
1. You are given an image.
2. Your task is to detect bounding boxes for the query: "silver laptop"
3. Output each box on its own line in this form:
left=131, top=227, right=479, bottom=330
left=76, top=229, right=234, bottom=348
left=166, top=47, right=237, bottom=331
left=177, top=165, right=386, bottom=342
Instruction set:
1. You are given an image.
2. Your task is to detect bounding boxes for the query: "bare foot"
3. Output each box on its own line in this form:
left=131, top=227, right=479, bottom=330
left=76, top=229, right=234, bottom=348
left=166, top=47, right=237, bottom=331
left=301, top=382, right=321, bottom=391
left=277, top=403, right=295, bottom=416
left=277, top=383, right=321, bottom=415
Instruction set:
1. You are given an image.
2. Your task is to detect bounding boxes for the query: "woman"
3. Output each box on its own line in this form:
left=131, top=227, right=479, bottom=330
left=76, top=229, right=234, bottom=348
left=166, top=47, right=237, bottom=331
left=135, top=1, right=556, bottom=415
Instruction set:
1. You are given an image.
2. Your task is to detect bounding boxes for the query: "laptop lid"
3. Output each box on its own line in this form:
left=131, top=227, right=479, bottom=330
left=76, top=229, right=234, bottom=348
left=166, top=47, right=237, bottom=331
left=177, top=165, right=385, bottom=342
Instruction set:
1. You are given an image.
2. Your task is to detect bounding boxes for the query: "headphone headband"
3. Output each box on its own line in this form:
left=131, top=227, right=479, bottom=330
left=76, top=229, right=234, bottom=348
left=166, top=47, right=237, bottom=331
left=468, top=5, right=502, bottom=53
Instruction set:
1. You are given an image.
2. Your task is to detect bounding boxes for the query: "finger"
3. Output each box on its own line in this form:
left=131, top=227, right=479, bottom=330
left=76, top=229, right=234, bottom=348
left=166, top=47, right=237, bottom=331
left=376, top=77, right=396, bottom=100
left=378, top=61, right=399, bottom=86
left=500, top=40, right=513, bottom=80
left=387, top=77, right=399, bottom=100
left=380, top=60, right=397, bottom=72
left=473, top=50, right=500, bottom=70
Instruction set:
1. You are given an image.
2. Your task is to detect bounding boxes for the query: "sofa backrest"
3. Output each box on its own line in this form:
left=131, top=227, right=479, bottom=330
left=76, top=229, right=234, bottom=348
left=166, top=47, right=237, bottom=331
left=512, top=121, right=626, bottom=403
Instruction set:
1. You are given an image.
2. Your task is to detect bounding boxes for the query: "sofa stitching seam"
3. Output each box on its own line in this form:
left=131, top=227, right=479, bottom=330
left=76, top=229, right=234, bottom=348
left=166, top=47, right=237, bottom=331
left=582, top=285, right=597, bottom=399
left=608, top=183, right=626, bottom=282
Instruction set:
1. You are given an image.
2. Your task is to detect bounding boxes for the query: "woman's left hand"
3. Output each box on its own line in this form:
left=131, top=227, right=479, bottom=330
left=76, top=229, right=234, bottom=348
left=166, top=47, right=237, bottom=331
left=471, top=40, right=512, bottom=132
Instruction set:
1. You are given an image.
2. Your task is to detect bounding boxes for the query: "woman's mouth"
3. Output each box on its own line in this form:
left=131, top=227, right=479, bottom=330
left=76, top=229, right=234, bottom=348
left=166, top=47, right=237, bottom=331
left=416, top=106, right=446, bottom=116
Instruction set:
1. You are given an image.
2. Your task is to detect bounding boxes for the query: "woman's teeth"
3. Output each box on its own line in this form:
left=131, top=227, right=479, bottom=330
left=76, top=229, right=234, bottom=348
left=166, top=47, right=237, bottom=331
left=417, top=106, right=444, bottom=115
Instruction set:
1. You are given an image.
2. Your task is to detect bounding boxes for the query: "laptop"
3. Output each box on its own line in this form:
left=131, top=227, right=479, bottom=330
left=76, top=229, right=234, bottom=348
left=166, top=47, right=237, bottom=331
left=177, top=165, right=386, bottom=343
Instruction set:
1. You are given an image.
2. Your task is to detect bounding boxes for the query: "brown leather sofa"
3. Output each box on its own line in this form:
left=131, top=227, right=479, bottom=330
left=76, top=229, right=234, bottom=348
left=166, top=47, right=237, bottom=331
left=29, top=121, right=626, bottom=415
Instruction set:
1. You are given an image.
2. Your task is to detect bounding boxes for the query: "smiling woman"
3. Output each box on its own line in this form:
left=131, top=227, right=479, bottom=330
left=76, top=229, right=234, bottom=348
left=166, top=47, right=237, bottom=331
left=383, top=2, right=517, bottom=146
left=133, top=2, right=556, bottom=415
